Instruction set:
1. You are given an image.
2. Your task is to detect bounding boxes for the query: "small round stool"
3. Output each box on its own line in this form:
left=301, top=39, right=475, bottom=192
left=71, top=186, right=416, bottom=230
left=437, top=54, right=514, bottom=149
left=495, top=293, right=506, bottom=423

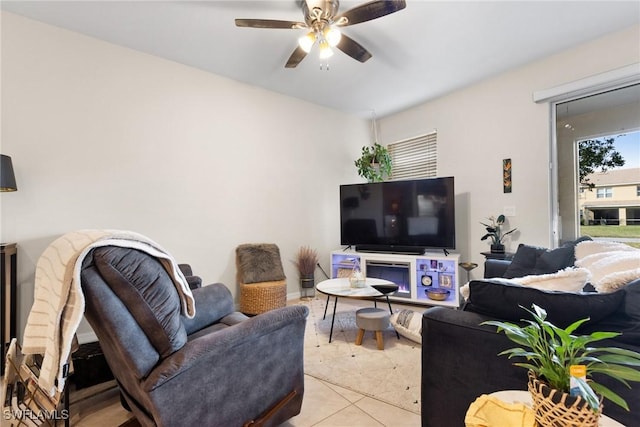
left=355, top=307, right=390, bottom=350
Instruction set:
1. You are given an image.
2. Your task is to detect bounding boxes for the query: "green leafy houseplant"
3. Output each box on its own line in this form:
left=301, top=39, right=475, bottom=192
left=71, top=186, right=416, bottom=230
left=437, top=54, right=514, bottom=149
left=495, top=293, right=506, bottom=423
left=480, top=214, right=516, bottom=249
left=354, top=143, right=392, bottom=182
left=483, top=304, right=640, bottom=412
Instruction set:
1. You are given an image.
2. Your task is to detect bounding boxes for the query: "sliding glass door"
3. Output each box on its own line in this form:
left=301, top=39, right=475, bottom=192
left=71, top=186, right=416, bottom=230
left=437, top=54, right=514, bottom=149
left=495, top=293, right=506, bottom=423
left=554, top=84, right=640, bottom=243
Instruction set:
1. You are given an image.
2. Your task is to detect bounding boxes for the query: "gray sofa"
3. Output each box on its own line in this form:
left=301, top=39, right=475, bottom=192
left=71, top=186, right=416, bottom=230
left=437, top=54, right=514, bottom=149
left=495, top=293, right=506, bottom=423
left=421, top=240, right=640, bottom=426
left=81, top=245, right=308, bottom=427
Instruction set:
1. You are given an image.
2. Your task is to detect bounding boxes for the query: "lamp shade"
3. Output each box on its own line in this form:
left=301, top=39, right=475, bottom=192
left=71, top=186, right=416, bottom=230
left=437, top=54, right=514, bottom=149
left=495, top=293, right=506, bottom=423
left=0, top=155, right=17, bottom=192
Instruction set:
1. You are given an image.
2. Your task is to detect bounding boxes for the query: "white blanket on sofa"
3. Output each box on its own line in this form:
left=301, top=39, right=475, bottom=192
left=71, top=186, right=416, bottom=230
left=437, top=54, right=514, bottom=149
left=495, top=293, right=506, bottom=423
left=575, top=240, right=640, bottom=293
left=22, top=229, right=195, bottom=396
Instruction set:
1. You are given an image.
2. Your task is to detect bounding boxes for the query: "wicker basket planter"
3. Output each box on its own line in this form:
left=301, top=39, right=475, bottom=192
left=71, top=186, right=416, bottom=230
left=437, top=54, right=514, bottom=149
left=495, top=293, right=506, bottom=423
left=528, top=371, right=602, bottom=427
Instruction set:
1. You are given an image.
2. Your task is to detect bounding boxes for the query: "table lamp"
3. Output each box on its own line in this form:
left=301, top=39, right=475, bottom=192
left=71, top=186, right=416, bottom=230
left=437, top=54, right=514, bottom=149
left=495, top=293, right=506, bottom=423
left=1, top=155, right=17, bottom=192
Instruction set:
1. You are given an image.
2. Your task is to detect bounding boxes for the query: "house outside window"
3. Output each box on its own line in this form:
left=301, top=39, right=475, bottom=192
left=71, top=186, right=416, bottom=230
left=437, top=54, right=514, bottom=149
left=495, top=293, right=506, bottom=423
left=579, top=168, right=640, bottom=227
left=596, top=187, right=613, bottom=198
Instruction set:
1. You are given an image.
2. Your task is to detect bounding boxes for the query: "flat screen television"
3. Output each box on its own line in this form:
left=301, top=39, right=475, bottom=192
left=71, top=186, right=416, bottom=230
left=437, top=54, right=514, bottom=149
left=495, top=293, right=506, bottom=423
left=340, top=177, right=456, bottom=254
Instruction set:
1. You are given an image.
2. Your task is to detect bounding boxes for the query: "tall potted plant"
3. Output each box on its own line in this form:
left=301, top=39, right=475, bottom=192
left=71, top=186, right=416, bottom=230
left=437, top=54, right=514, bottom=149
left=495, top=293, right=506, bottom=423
left=354, top=143, right=392, bottom=182
left=483, top=304, right=640, bottom=426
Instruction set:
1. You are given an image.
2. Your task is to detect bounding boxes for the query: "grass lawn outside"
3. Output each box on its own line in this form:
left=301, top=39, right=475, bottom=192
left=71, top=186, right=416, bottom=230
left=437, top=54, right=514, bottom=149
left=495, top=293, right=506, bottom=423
left=581, top=225, right=640, bottom=248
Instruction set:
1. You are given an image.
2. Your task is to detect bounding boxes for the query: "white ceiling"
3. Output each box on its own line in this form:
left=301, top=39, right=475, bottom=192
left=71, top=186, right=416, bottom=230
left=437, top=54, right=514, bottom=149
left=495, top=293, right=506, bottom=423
left=2, top=1, right=639, bottom=118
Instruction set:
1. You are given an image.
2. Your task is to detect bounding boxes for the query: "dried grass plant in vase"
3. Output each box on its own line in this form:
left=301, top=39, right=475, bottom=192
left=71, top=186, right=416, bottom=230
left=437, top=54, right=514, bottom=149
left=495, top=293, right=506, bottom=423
left=483, top=304, right=640, bottom=427
left=294, top=246, right=319, bottom=298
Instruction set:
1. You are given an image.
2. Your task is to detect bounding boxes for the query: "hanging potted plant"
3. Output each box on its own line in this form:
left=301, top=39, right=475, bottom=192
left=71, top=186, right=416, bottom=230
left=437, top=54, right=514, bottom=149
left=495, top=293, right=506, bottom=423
left=483, top=304, right=640, bottom=427
left=294, top=246, right=319, bottom=292
left=480, top=214, right=516, bottom=253
left=354, top=143, right=392, bottom=183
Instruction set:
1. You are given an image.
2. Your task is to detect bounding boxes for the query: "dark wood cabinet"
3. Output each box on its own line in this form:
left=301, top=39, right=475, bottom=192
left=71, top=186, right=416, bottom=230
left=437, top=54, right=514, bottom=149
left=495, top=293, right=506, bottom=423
left=480, top=251, right=515, bottom=261
left=1, top=242, right=17, bottom=375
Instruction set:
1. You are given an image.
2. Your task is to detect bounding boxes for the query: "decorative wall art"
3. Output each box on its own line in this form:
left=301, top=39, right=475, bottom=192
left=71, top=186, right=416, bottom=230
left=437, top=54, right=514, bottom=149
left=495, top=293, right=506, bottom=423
left=503, top=158, right=512, bottom=193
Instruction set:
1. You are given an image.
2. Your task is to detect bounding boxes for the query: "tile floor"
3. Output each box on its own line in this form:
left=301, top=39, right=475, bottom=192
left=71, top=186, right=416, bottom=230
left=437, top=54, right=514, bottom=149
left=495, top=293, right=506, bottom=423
left=71, top=373, right=420, bottom=427
left=64, top=296, right=424, bottom=426
left=282, top=375, right=421, bottom=427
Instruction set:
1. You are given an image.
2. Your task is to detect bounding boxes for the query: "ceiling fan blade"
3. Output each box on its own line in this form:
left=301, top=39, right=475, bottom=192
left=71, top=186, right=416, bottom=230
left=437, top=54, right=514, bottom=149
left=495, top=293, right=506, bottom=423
left=336, top=34, right=372, bottom=63
left=235, top=19, right=305, bottom=29
left=285, top=46, right=308, bottom=68
left=336, top=0, right=406, bottom=26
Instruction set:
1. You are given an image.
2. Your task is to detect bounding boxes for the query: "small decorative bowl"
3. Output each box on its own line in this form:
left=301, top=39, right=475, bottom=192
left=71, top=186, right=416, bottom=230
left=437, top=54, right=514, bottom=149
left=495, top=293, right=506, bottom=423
left=425, top=288, right=450, bottom=301
left=371, top=284, right=399, bottom=295
left=459, top=262, right=478, bottom=270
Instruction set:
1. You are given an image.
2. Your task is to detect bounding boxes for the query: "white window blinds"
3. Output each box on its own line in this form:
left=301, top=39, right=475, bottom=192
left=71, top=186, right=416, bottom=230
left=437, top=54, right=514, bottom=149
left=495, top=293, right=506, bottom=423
left=387, top=131, right=437, bottom=180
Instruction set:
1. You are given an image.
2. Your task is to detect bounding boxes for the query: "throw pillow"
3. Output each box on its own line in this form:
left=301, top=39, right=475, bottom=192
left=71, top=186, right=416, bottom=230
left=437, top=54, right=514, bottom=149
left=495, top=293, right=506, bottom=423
left=503, top=244, right=544, bottom=278
left=503, top=239, right=587, bottom=279
left=390, top=309, right=422, bottom=344
left=465, top=279, right=624, bottom=328
left=534, top=236, right=591, bottom=274
left=235, top=243, right=286, bottom=284
left=533, top=244, right=575, bottom=274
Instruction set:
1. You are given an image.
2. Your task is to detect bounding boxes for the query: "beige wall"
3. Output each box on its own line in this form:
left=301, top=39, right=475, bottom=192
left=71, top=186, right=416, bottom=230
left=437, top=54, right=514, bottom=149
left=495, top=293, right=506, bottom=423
left=378, top=25, right=640, bottom=264
left=0, top=12, right=368, bottom=341
left=1, top=12, right=639, bottom=342
left=617, top=185, right=640, bottom=200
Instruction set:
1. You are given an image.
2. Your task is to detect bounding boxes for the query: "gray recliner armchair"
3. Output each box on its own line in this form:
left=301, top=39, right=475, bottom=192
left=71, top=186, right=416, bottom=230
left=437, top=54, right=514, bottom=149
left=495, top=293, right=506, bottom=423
left=80, top=245, right=308, bottom=427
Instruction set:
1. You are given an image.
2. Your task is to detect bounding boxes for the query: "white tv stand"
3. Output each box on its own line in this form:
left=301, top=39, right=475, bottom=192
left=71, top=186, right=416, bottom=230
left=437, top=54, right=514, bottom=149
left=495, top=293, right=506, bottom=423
left=330, top=249, right=461, bottom=308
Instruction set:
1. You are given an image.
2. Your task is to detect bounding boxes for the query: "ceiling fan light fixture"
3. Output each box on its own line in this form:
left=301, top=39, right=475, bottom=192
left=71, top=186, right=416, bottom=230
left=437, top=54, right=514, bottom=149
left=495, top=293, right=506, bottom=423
left=236, top=0, right=407, bottom=68
left=318, top=39, right=334, bottom=59
left=324, top=26, right=341, bottom=47
left=298, top=31, right=316, bottom=53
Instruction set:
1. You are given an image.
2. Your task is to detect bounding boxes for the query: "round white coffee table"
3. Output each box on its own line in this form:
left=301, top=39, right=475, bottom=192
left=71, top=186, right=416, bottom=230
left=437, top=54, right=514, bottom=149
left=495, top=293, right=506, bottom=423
left=316, top=277, right=397, bottom=343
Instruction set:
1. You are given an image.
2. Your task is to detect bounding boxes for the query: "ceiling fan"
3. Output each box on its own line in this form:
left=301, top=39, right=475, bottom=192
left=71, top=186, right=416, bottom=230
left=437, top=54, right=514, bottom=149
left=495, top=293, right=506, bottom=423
left=235, top=0, right=407, bottom=68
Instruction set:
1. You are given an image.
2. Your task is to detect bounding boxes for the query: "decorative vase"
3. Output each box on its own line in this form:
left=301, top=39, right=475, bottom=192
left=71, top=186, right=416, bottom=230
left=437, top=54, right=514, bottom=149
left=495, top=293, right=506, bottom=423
left=527, top=371, right=601, bottom=427
left=349, top=259, right=366, bottom=288
left=490, top=243, right=505, bottom=254
left=300, top=273, right=315, bottom=289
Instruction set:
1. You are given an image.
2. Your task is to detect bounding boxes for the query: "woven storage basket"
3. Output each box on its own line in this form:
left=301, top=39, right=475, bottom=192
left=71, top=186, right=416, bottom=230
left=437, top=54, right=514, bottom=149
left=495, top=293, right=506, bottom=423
left=239, top=279, right=287, bottom=315
left=527, top=371, right=601, bottom=427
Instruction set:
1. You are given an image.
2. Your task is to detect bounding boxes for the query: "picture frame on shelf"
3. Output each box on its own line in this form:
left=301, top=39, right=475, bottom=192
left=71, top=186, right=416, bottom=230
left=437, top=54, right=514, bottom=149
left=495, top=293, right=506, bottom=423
left=439, top=273, right=454, bottom=289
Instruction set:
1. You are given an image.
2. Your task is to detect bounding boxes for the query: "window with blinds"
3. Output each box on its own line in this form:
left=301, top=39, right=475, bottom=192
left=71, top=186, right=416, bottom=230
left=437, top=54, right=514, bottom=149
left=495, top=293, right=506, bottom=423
left=387, top=131, right=437, bottom=180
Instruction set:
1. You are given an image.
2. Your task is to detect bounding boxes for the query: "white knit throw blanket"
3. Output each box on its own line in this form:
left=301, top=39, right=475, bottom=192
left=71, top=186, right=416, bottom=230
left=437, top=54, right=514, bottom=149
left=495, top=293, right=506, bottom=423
left=21, top=229, right=195, bottom=396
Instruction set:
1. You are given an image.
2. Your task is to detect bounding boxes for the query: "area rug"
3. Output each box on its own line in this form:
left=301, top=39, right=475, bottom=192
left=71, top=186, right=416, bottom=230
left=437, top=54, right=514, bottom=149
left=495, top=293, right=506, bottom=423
left=298, top=296, right=422, bottom=414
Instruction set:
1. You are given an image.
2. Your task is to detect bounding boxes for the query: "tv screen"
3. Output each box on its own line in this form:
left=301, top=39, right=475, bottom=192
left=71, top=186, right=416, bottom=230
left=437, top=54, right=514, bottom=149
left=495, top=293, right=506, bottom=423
left=340, top=177, right=456, bottom=253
